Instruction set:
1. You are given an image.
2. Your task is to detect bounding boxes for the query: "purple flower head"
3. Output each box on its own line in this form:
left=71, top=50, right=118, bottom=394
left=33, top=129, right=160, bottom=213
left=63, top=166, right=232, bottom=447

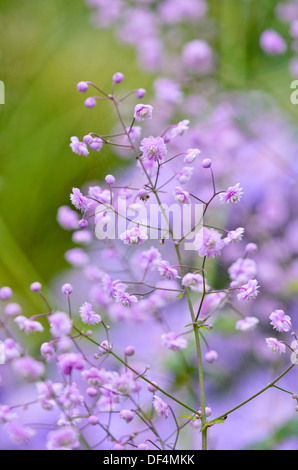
left=61, top=283, right=73, bottom=295
left=236, top=316, right=259, bottom=332
left=219, top=183, right=243, bottom=204
left=120, top=409, right=134, bottom=423
left=49, top=312, right=72, bottom=338
left=224, top=227, right=245, bottom=245
left=47, top=426, right=80, bottom=450
left=195, top=227, right=225, bottom=258
left=0, top=286, right=12, bottom=300
left=173, top=186, right=191, bottom=204
left=13, top=356, right=45, bottom=381
left=6, top=422, right=35, bottom=444
left=134, top=103, right=153, bottom=122
left=237, top=279, right=259, bottom=302
left=164, top=119, right=190, bottom=141
left=182, top=40, right=213, bottom=74
left=182, top=272, right=206, bottom=292
left=269, top=310, right=292, bottom=332
left=70, top=188, right=91, bottom=212
left=184, top=148, right=200, bottom=163
left=40, top=342, right=55, bottom=362
left=158, top=260, right=179, bottom=280
left=70, top=136, right=89, bottom=157
left=105, top=174, right=115, bottom=185
left=228, top=258, right=257, bottom=284
left=140, top=136, right=167, bottom=162
left=202, top=158, right=212, bottom=168
left=79, top=302, right=102, bottom=325
left=89, top=137, right=103, bottom=151
left=260, top=29, right=287, bottom=55
left=120, top=226, right=148, bottom=246
left=65, top=248, right=89, bottom=266
left=176, top=166, right=194, bottom=184
left=3, top=302, right=22, bottom=317
left=14, top=316, right=44, bottom=335
left=205, top=350, right=218, bottom=363
left=77, top=81, right=88, bottom=93
left=136, top=88, right=146, bottom=98
left=153, top=395, right=169, bottom=419
left=154, top=77, right=182, bottom=105
left=112, top=72, right=124, bottom=83
left=57, top=205, right=79, bottom=230
left=161, top=332, right=188, bottom=351
left=57, top=353, right=85, bottom=376
left=114, top=290, right=138, bottom=307
left=85, top=97, right=97, bottom=108
left=0, top=405, right=17, bottom=424
left=266, top=337, right=286, bottom=354
left=30, top=282, right=42, bottom=292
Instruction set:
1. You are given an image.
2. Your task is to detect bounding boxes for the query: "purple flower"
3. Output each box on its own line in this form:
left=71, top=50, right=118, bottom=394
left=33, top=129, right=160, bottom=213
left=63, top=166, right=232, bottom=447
left=70, top=136, right=89, bottom=157
left=266, top=337, right=286, bottom=354
left=269, top=310, right=292, bottom=332
left=176, top=166, right=194, bottom=184
left=195, top=227, right=225, bottom=258
left=57, top=353, right=85, bottom=376
left=173, top=186, right=191, bottom=204
left=57, top=205, right=79, bottom=230
left=140, top=136, right=167, bottom=162
left=77, top=81, right=88, bottom=92
left=205, top=350, right=218, bottom=363
left=260, top=29, right=287, bottom=55
left=0, top=405, right=17, bottom=424
left=114, top=290, right=138, bottom=307
left=184, top=148, right=200, bottom=163
left=120, top=409, right=134, bottom=423
left=48, top=312, right=72, bottom=338
left=46, top=426, right=80, bottom=450
left=70, top=188, right=91, bottom=212
left=79, top=302, right=102, bottom=325
left=237, top=279, right=259, bottom=302
left=161, top=332, right=188, bottom=351
left=158, top=260, right=179, bottom=280
left=120, top=226, right=148, bottom=246
left=154, top=78, right=182, bottom=105
left=6, top=422, right=35, bottom=444
left=134, top=103, right=153, bottom=122
left=3, top=302, right=22, bottom=317
left=228, top=258, right=257, bottom=284
left=13, top=356, right=45, bottom=381
left=224, top=227, right=244, bottom=245
left=182, top=272, right=206, bottom=292
left=112, top=72, right=124, bottom=83
left=64, top=248, right=89, bottom=266
left=219, top=183, right=243, bottom=204
left=182, top=40, right=213, bottom=74
left=236, top=316, right=259, bottom=332
left=0, top=286, right=12, bottom=300
left=14, top=316, right=44, bottom=335
left=153, top=395, right=169, bottom=419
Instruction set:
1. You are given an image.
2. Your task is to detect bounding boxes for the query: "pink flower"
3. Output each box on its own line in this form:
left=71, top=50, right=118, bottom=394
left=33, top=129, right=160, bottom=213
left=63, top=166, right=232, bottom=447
left=114, top=290, right=138, bottom=307
left=236, top=316, right=259, bottom=332
left=140, top=136, right=167, bottom=162
left=6, top=421, right=35, bottom=443
left=79, top=302, right=102, bottom=325
left=205, top=350, right=218, bottom=363
left=40, top=342, right=55, bottom=362
left=237, top=279, right=259, bottom=301
left=176, top=167, right=194, bottom=184
left=120, top=409, right=134, bottom=423
left=70, top=188, right=91, bottom=212
left=184, top=148, right=200, bottom=163
left=13, top=356, right=45, bottom=381
left=0, top=405, right=17, bottom=423
left=49, top=312, right=72, bottom=338
left=46, top=426, right=80, bottom=450
left=153, top=395, right=169, bottom=419
left=260, top=29, right=287, bottom=55
left=70, top=136, right=89, bottom=157
left=182, top=273, right=206, bottom=292
left=195, top=227, right=225, bottom=258
left=173, top=186, right=191, bottom=204
left=65, top=248, right=89, bottom=266
left=14, top=316, right=44, bottom=335
left=219, top=183, right=243, bottom=204
left=134, top=104, right=153, bottom=122
left=269, top=310, right=292, bottom=333
left=266, top=337, right=286, bottom=354
left=57, top=205, right=79, bottom=230
left=224, top=227, right=245, bottom=245
left=120, top=226, right=148, bottom=246
left=161, top=332, right=188, bottom=351
left=158, top=260, right=179, bottom=280
left=228, top=258, right=257, bottom=284
left=57, top=353, right=85, bottom=375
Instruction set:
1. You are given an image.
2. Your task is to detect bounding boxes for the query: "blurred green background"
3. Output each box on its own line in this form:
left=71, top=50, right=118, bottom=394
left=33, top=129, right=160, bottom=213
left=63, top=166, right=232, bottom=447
left=0, top=0, right=296, bottom=313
